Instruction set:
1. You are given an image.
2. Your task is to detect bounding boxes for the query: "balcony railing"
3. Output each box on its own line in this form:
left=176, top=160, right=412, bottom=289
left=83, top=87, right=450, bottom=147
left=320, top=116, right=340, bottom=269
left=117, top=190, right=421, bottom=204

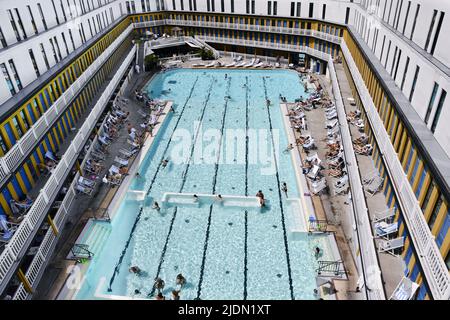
left=340, top=40, right=450, bottom=300
left=0, top=45, right=136, bottom=295
left=195, top=35, right=331, bottom=62
left=0, top=25, right=133, bottom=189
left=328, top=55, right=385, bottom=299
left=161, top=19, right=342, bottom=44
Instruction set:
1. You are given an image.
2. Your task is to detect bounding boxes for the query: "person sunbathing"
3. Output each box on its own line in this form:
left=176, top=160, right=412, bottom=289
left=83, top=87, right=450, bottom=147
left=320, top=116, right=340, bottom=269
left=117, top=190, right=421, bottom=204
left=119, top=166, right=129, bottom=175
left=326, top=149, right=340, bottom=159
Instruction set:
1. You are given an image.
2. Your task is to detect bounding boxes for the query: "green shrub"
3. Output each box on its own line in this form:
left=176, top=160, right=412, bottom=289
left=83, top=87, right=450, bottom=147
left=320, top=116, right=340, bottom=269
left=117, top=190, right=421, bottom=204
left=144, top=54, right=159, bottom=70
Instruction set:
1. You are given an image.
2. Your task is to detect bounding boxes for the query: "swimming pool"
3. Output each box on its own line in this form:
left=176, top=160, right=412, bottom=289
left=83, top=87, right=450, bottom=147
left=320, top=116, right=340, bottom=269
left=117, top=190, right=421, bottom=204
left=74, top=69, right=335, bottom=300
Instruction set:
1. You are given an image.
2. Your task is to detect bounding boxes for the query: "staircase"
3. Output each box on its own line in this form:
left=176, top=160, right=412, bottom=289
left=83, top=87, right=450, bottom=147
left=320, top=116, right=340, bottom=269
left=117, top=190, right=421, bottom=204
left=316, top=260, right=346, bottom=277
left=67, top=219, right=111, bottom=260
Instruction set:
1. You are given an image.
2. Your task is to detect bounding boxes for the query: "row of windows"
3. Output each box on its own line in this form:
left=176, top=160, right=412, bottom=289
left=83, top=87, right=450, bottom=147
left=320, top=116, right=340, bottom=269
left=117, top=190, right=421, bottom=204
left=1, top=1, right=116, bottom=49
left=343, top=32, right=449, bottom=274
left=0, top=17, right=130, bottom=157
left=0, top=23, right=132, bottom=219
left=1, top=7, right=117, bottom=97
left=366, top=0, right=445, bottom=59
left=126, top=0, right=165, bottom=14
left=164, top=12, right=344, bottom=37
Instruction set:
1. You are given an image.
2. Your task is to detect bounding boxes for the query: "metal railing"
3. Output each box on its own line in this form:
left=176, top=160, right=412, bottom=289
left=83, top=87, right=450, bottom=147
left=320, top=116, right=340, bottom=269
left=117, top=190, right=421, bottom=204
left=0, top=24, right=133, bottom=189
left=163, top=19, right=342, bottom=44
left=328, top=55, right=385, bottom=300
left=340, top=40, right=450, bottom=300
left=0, top=46, right=136, bottom=296
left=195, top=35, right=331, bottom=62
left=316, top=260, right=346, bottom=276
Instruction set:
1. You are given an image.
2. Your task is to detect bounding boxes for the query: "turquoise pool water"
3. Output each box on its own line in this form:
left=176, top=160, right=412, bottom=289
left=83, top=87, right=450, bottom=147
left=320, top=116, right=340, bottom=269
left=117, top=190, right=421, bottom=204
left=75, top=69, right=333, bottom=300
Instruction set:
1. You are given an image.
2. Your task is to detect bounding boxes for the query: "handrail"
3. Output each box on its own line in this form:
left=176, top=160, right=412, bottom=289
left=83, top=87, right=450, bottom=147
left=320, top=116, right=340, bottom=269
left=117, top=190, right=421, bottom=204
left=71, top=244, right=94, bottom=259
left=0, top=25, right=133, bottom=189
left=316, top=260, right=346, bottom=275
left=328, top=55, right=385, bottom=300
left=161, top=19, right=342, bottom=44
left=340, top=40, right=450, bottom=300
left=195, top=35, right=331, bottom=62
left=0, top=46, right=136, bottom=294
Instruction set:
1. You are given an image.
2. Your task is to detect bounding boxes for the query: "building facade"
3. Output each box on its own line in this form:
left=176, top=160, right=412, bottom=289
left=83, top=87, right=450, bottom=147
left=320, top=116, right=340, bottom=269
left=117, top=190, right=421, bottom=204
left=0, top=0, right=448, bottom=300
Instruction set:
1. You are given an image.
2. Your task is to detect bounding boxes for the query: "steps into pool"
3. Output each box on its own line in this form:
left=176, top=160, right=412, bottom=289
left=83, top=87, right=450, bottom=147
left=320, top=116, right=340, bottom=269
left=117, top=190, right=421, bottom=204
left=160, top=192, right=270, bottom=210
left=67, top=219, right=112, bottom=260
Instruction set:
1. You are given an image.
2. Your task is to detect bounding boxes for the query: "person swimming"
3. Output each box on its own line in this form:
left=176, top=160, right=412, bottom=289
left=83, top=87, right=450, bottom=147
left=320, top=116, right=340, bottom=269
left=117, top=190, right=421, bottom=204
left=129, top=266, right=141, bottom=275
left=193, top=194, right=199, bottom=203
left=281, top=182, right=288, bottom=197
left=152, top=201, right=161, bottom=211
left=256, top=190, right=265, bottom=207
left=215, top=194, right=223, bottom=201
left=161, top=159, right=169, bottom=168
left=176, top=273, right=186, bottom=288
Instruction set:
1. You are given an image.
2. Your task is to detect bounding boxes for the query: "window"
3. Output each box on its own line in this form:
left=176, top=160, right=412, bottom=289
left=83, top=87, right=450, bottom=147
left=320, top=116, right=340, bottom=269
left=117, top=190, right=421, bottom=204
left=384, top=40, right=391, bottom=68
left=7, top=10, right=21, bottom=41
left=267, top=1, right=271, bottom=15
left=12, top=117, right=23, bottom=137
left=392, top=0, right=400, bottom=27
left=290, top=2, right=295, bottom=16
left=211, top=0, right=215, bottom=12
left=68, top=29, right=76, bottom=51
left=296, top=2, right=301, bottom=17
left=19, top=110, right=30, bottom=130
left=393, top=49, right=402, bottom=80
left=29, top=49, right=40, bottom=77
left=220, top=0, right=223, bottom=12
left=430, top=90, right=447, bottom=133
left=60, top=0, right=67, bottom=22
left=390, top=46, right=398, bottom=75
left=424, top=10, right=438, bottom=51
left=142, top=0, right=146, bottom=11
left=0, top=134, right=8, bottom=153
left=345, top=7, right=350, bottom=24
left=322, top=4, right=326, bottom=20
left=408, top=65, right=420, bottom=102
left=27, top=6, right=38, bottom=35
left=0, top=27, right=7, bottom=48
left=0, top=63, right=16, bottom=95
left=8, top=59, right=22, bottom=90
left=395, top=0, right=403, bottom=29
left=428, top=196, right=443, bottom=230
left=172, top=0, right=176, bottom=10
left=67, top=0, right=73, bottom=18
left=37, top=3, right=48, bottom=30
left=402, top=1, right=411, bottom=35
left=251, top=0, right=255, bottom=14
left=49, top=38, right=59, bottom=62
left=425, top=82, right=439, bottom=124
left=146, top=0, right=150, bottom=12
left=247, top=0, right=250, bottom=14
left=61, top=32, right=69, bottom=55
left=51, top=0, right=61, bottom=24
left=13, top=9, right=27, bottom=40
left=430, top=12, right=444, bottom=55
left=230, top=0, right=233, bottom=13
left=410, top=4, right=420, bottom=40
left=54, top=36, right=63, bottom=60
left=180, top=0, right=184, bottom=10
left=387, top=0, right=394, bottom=24
left=273, top=1, right=277, bottom=15
left=40, top=43, right=50, bottom=69
left=309, top=2, right=314, bottom=18
left=400, top=56, right=409, bottom=91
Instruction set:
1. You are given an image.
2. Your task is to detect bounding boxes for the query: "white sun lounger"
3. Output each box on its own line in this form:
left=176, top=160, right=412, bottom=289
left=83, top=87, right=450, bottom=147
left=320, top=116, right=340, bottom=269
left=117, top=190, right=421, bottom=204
left=114, top=156, right=129, bottom=167
left=326, top=119, right=338, bottom=129
left=192, top=63, right=205, bottom=67
left=307, top=165, right=321, bottom=180
left=373, top=207, right=396, bottom=223
left=389, top=276, right=419, bottom=300
left=378, top=236, right=404, bottom=255
left=311, top=178, right=327, bottom=195
left=78, top=176, right=96, bottom=188
left=235, top=61, right=246, bottom=67
left=225, top=62, right=236, bottom=67
left=76, top=184, right=93, bottom=196
left=374, top=221, right=398, bottom=237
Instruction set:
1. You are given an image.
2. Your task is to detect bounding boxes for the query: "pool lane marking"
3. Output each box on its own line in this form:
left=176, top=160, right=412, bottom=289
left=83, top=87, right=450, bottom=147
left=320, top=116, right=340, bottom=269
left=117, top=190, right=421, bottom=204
left=243, top=76, right=249, bottom=300
left=145, top=76, right=200, bottom=196
left=107, top=207, right=143, bottom=292
left=196, top=77, right=231, bottom=299
left=262, top=77, right=295, bottom=300
left=106, top=77, right=199, bottom=292
left=148, top=79, right=215, bottom=297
